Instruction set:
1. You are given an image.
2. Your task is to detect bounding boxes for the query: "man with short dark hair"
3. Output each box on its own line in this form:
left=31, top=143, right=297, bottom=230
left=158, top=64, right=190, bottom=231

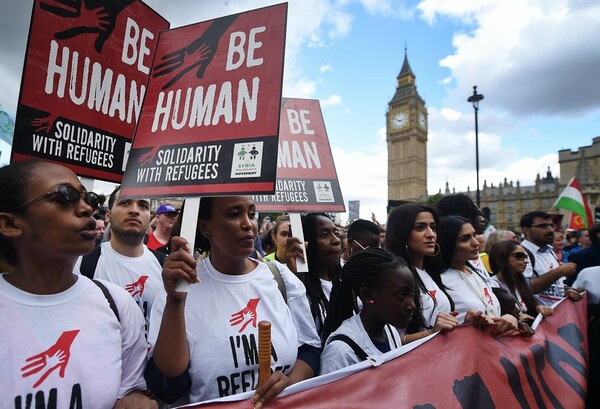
left=77, top=186, right=165, bottom=338
left=347, top=219, right=381, bottom=257
left=520, top=211, right=577, bottom=305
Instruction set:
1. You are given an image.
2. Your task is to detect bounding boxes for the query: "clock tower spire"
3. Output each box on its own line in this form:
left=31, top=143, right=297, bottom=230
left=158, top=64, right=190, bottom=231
left=387, top=47, right=428, bottom=204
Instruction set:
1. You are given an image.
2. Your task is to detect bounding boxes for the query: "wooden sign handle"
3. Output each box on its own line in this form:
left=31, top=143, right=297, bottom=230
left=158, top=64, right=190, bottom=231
left=258, top=320, right=272, bottom=386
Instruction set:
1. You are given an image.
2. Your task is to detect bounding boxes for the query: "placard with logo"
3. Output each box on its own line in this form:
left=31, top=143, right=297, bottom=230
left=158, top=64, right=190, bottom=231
left=253, top=98, right=345, bottom=212
left=11, top=0, right=169, bottom=182
left=120, top=3, right=287, bottom=197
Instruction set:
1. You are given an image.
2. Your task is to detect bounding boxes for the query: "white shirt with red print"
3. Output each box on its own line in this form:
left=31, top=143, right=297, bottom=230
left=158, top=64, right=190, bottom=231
left=416, top=267, right=453, bottom=328
left=521, top=239, right=565, bottom=306
left=148, top=257, right=321, bottom=404
left=441, top=267, right=501, bottom=323
left=76, top=241, right=165, bottom=338
left=0, top=274, right=147, bottom=408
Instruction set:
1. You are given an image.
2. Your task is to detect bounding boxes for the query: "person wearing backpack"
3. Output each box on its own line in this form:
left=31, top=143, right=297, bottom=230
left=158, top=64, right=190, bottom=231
left=77, top=185, right=165, bottom=338
left=0, top=161, right=154, bottom=407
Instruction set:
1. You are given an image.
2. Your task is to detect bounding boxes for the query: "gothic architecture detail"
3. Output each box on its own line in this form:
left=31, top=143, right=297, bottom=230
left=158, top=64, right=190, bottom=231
left=387, top=49, right=428, bottom=204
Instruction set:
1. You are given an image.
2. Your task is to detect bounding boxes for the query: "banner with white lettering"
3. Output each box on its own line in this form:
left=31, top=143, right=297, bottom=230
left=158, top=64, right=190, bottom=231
left=253, top=98, right=345, bottom=212
left=120, top=3, right=287, bottom=197
left=186, top=297, right=589, bottom=408
left=11, top=0, right=169, bottom=182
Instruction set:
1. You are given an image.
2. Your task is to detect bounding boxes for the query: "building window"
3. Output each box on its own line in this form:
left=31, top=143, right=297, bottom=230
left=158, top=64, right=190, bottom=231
left=507, top=201, right=515, bottom=209
left=507, top=213, right=514, bottom=223
left=524, top=200, right=532, bottom=208
left=543, top=199, right=552, bottom=208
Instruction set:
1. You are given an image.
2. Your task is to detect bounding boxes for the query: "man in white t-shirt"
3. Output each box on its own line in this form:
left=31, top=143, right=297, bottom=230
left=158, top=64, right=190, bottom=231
left=78, top=186, right=165, bottom=337
left=520, top=211, right=577, bottom=306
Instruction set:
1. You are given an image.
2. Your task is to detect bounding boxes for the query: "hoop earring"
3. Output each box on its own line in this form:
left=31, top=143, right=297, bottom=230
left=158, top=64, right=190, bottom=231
left=431, top=243, right=440, bottom=257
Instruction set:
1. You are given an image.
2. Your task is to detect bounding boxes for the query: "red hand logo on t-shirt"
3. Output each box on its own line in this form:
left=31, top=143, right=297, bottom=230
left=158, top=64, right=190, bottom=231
left=229, top=298, right=260, bottom=333
left=429, top=290, right=437, bottom=303
left=125, top=275, right=148, bottom=297
left=21, top=330, right=80, bottom=388
left=484, top=288, right=494, bottom=306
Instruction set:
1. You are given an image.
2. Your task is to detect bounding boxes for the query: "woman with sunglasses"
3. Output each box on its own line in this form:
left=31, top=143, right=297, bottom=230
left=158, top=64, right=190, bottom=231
left=437, top=216, right=518, bottom=337
left=0, top=161, right=154, bottom=407
left=385, top=203, right=459, bottom=344
left=146, top=196, right=321, bottom=407
left=488, top=240, right=553, bottom=318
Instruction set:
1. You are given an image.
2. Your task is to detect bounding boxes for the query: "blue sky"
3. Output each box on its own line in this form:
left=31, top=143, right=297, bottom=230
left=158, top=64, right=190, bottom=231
left=1, top=0, right=598, bottom=223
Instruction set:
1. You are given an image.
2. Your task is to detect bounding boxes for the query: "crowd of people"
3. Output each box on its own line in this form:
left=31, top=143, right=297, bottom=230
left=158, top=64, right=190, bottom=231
left=1, top=161, right=598, bottom=407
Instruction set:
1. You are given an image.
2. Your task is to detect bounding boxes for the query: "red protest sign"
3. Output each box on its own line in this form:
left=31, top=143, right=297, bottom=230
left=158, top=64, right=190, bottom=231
left=11, top=0, right=169, bottom=182
left=253, top=98, right=345, bottom=212
left=120, top=3, right=287, bottom=198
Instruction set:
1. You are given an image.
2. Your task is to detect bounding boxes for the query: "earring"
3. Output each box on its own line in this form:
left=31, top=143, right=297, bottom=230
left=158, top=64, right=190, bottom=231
left=204, top=232, right=210, bottom=238
left=368, top=299, right=375, bottom=304
left=431, top=243, right=440, bottom=257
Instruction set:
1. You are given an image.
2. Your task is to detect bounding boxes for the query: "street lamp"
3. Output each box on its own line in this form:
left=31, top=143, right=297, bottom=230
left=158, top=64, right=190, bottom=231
left=467, top=86, right=484, bottom=208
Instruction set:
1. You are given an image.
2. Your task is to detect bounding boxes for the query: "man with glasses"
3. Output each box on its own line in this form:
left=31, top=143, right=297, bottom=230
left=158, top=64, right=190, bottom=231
left=520, top=211, right=577, bottom=305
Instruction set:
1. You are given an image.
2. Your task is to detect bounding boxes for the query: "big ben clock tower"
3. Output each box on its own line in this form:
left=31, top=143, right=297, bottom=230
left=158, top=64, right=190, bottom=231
left=387, top=49, right=428, bottom=204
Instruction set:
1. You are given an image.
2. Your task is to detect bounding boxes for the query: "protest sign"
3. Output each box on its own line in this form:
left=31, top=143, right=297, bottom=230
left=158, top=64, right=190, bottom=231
left=120, top=3, right=287, bottom=197
left=253, top=98, right=345, bottom=213
left=11, top=0, right=169, bottom=182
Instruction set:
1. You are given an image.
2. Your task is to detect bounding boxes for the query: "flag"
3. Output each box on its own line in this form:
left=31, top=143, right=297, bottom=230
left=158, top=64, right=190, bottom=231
left=554, top=177, right=593, bottom=228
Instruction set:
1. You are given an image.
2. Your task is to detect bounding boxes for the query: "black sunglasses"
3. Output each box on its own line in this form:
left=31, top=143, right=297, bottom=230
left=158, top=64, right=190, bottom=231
left=511, top=252, right=529, bottom=261
left=13, top=184, right=99, bottom=211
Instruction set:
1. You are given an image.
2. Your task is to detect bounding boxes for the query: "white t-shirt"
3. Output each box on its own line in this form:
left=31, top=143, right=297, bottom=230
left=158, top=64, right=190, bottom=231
left=148, top=258, right=320, bottom=404
left=521, top=239, right=565, bottom=305
left=320, top=314, right=401, bottom=375
left=76, top=242, right=165, bottom=338
left=0, top=274, right=147, bottom=408
left=573, top=266, right=600, bottom=304
left=489, top=275, right=528, bottom=313
left=441, top=268, right=501, bottom=323
left=416, top=268, right=452, bottom=328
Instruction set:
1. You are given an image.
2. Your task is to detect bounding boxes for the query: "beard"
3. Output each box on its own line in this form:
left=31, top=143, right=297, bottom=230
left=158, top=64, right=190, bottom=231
left=110, top=223, right=147, bottom=246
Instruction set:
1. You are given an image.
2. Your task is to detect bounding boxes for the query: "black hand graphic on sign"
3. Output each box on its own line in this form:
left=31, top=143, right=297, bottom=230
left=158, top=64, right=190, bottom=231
left=153, top=14, right=238, bottom=90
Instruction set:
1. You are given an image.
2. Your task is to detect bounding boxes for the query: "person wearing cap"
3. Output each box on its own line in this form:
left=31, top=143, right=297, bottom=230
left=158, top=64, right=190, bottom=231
left=147, top=203, right=179, bottom=252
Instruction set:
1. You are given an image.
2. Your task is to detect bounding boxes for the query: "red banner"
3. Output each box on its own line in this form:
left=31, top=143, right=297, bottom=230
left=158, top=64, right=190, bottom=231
left=121, top=4, right=287, bottom=198
left=11, top=0, right=169, bottom=182
left=184, top=298, right=588, bottom=408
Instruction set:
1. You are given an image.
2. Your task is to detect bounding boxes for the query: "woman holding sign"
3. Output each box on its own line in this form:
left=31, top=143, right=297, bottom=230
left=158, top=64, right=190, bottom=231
left=146, top=196, right=321, bottom=407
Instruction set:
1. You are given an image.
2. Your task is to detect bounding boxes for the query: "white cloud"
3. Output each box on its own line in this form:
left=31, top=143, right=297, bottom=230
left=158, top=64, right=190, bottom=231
left=419, top=0, right=600, bottom=116
left=320, top=95, right=342, bottom=107
left=319, top=64, right=333, bottom=73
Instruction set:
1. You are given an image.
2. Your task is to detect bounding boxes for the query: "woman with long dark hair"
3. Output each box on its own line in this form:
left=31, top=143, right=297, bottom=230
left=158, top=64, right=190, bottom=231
left=320, top=247, right=415, bottom=374
left=489, top=240, right=553, bottom=317
left=385, top=203, right=458, bottom=343
left=437, top=216, right=518, bottom=336
left=292, top=213, right=342, bottom=339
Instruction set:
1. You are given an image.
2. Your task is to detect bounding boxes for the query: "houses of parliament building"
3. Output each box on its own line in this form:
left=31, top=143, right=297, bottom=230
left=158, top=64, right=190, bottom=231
left=387, top=52, right=600, bottom=231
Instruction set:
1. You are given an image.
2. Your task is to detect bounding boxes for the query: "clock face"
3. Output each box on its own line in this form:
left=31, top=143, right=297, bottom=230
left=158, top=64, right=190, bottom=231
left=419, top=111, right=426, bottom=129
left=391, top=111, right=408, bottom=130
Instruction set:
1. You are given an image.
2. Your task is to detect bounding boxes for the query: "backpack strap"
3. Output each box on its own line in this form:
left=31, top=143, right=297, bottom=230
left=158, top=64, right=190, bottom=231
left=266, top=261, right=287, bottom=303
left=523, top=247, right=538, bottom=277
left=328, top=334, right=368, bottom=361
left=150, top=248, right=167, bottom=267
left=92, top=279, right=120, bottom=322
left=80, top=246, right=102, bottom=279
